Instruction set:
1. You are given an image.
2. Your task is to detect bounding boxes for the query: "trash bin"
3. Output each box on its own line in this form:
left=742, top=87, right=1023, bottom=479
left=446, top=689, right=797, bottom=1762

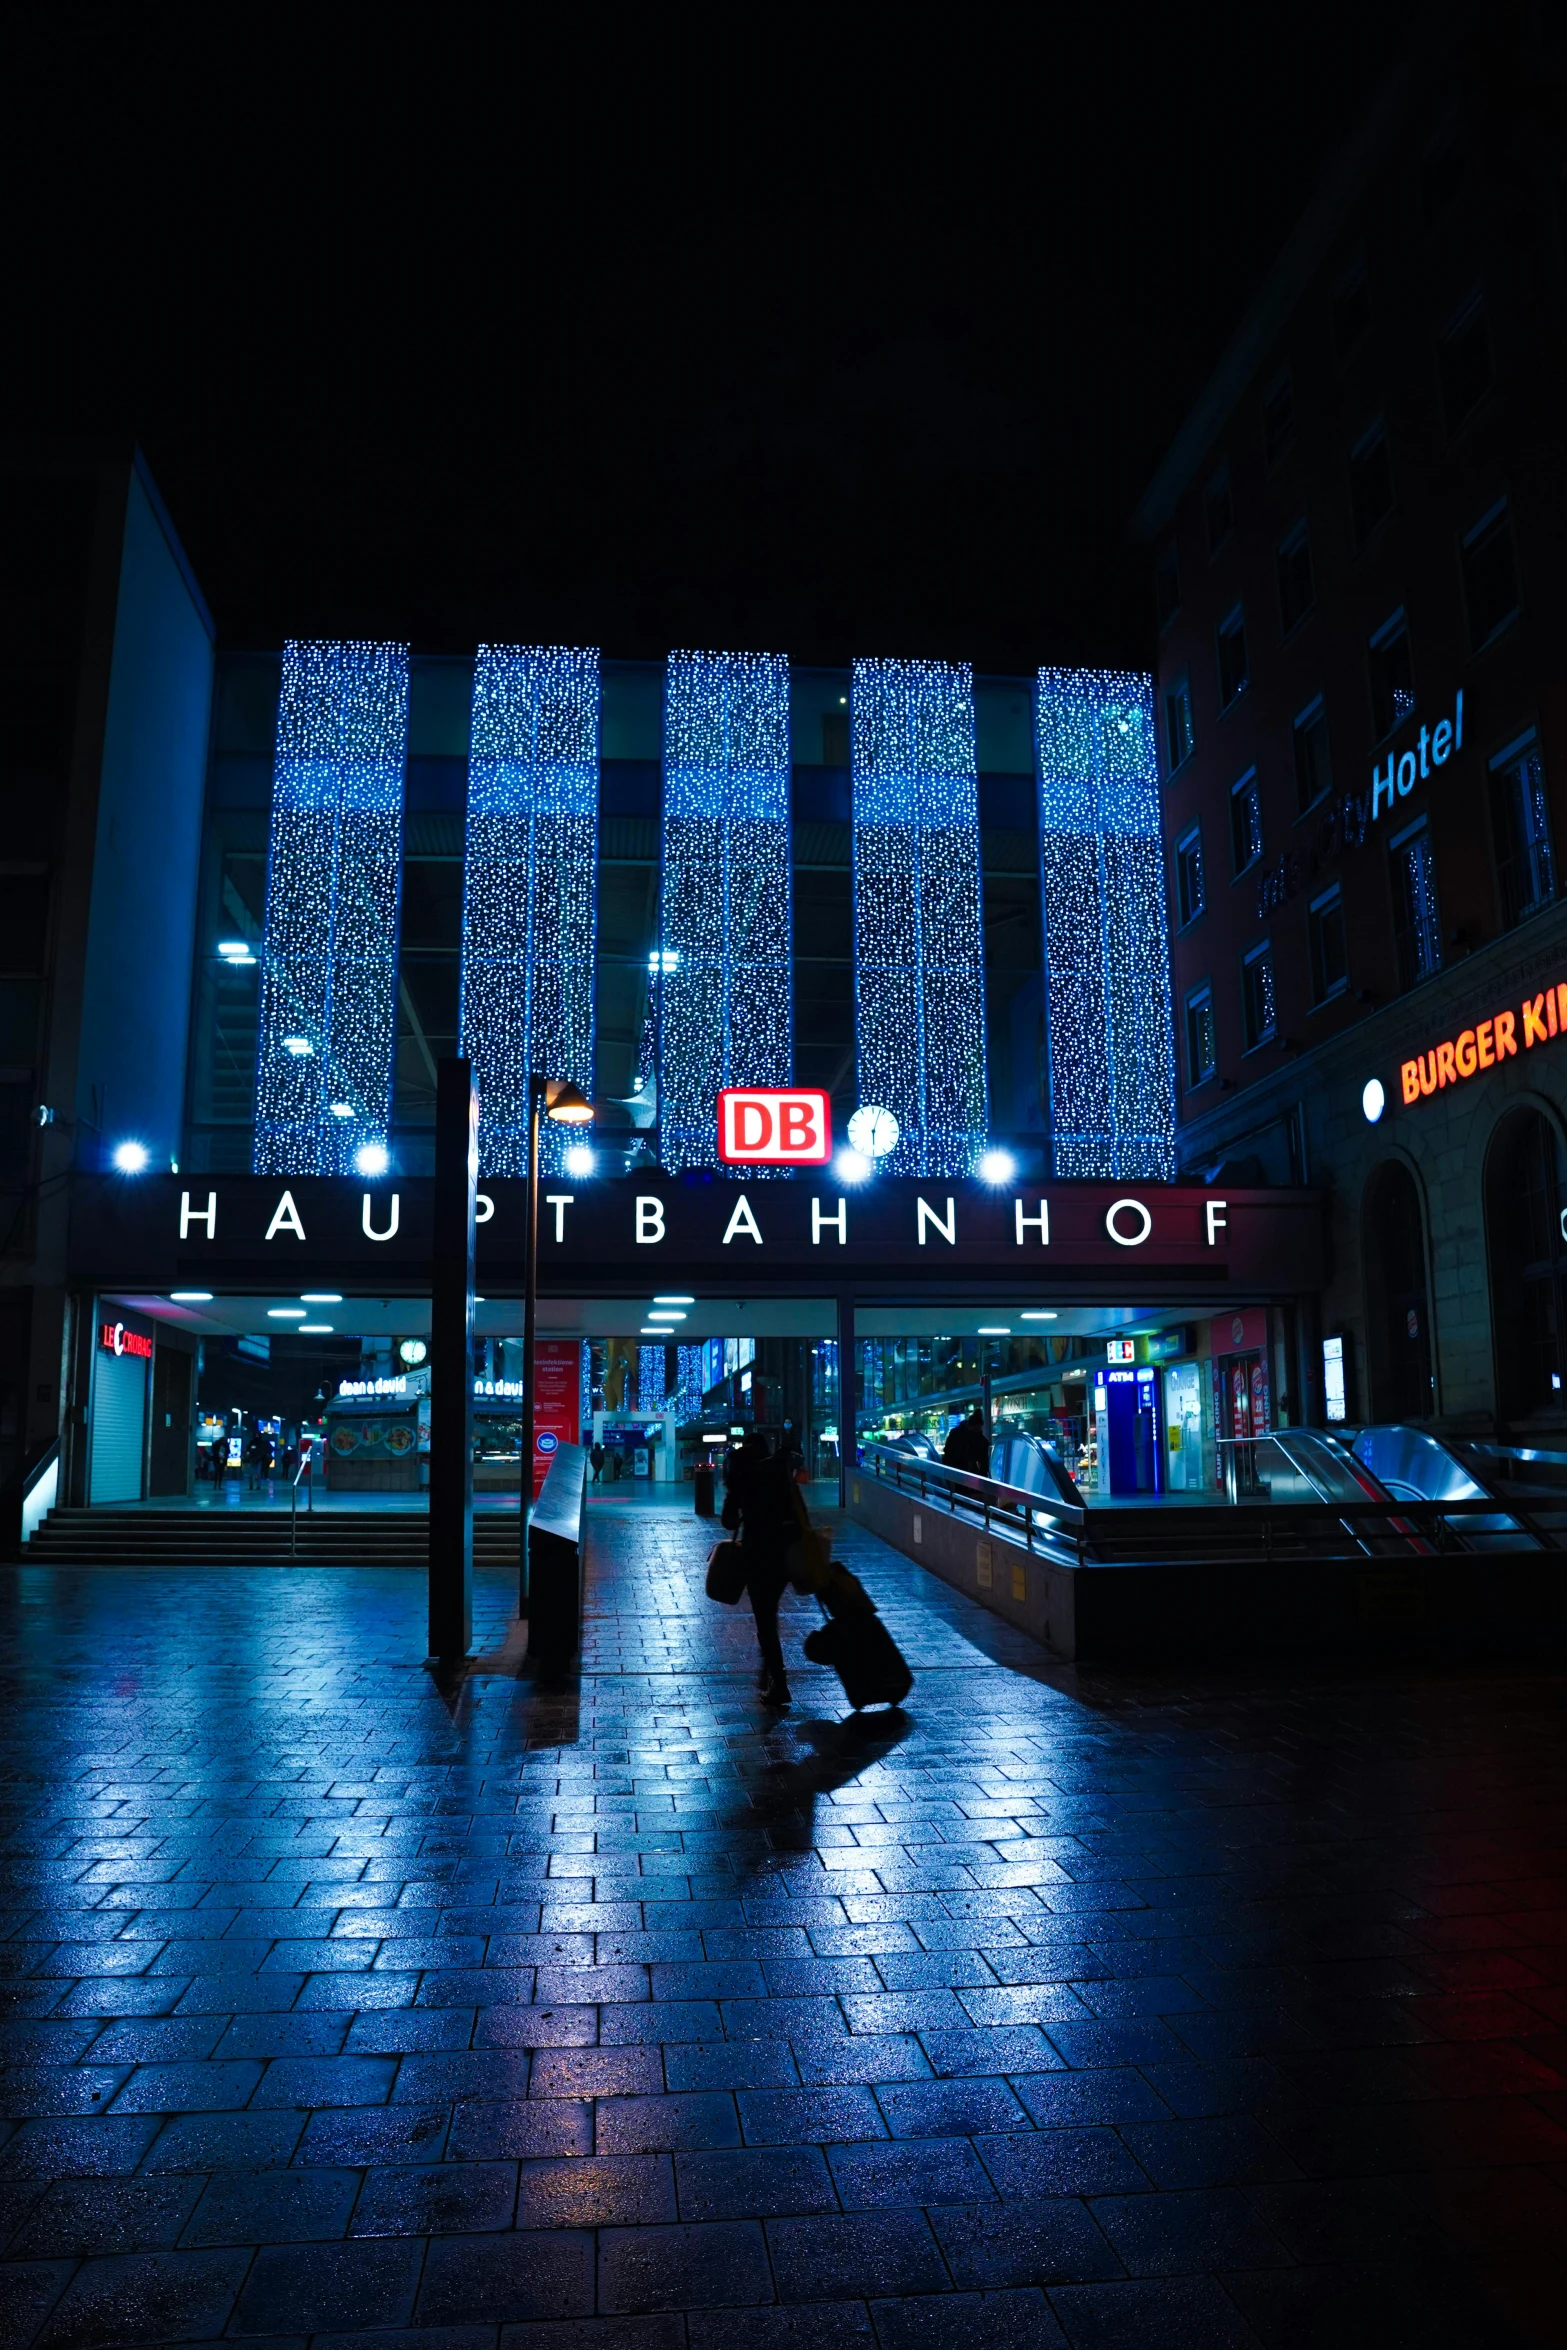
left=693, top=1464, right=716, bottom=1518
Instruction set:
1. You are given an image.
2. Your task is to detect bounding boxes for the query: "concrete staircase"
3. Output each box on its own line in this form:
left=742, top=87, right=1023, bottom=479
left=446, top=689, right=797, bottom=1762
left=22, top=1508, right=527, bottom=1567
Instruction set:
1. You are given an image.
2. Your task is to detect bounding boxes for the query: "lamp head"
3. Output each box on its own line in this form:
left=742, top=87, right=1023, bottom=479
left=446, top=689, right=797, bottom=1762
left=545, top=1080, right=594, bottom=1125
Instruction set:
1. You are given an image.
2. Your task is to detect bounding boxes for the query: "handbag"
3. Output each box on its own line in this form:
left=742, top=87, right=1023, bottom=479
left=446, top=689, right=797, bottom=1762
left=705, top=1540, right=747, bottom=1605
left=785, top=1477, right=832, bottom=1593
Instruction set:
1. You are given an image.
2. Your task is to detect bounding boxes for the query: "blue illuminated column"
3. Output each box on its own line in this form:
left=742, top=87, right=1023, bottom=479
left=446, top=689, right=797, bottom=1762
left=460, top=645, right=599, bottom=1175
left=658, top=651, right=792, bottom=1170
left=254, top=640, right=409, bottom=1175
left=1036, top=668, right=1176, bottom=1179
left=852, top=657, right=987, bottom=1176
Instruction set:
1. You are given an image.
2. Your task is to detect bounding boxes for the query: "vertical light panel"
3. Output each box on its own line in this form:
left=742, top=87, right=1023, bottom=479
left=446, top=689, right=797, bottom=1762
left=852, top=657, right=987, bottom=1176
left=1036, top=668, right=1176, bottom=1180
left=254, top=640, right=408, bottom=1175
left=658, top=651, right=792, bottom=1171
left=460, top=646, right=599, bottom=1175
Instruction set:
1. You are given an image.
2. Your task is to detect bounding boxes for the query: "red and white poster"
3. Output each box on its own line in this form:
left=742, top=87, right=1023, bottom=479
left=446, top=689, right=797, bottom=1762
left=532, top=1340, right=581, bottom=1497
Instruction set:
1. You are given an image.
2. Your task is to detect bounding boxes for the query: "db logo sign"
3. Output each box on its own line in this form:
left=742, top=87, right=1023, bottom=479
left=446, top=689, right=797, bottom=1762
left=536, top=1430, right=560, bottom=1457
left=717, top=1088, right=832, bottom=1166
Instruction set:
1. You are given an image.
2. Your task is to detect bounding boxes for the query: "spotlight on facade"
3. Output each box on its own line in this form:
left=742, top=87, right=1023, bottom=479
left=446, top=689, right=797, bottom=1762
left=835, top=1148, right=872, bottom=1183
left=1362, top=1078, right=1386, bottom=1124
left=112, top=1140, right=150, bottom=1173
left=977, top=1149, right=1016, bottom=1184
left=563, top=1143, right=595, bottom=1176
left=354, top=1142, right=390, bottom=1176
left=282, top=1036, right=313, bottom=1057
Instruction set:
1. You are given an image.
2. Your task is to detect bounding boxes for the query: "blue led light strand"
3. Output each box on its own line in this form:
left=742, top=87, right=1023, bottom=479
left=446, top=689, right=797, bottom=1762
left=460, top=646, right=599, bottom=1175
left=254, top=640, right=408, bottom=1175
left=657, top=651, right=792, bottom=1171
left=1036, top=668, right=1176, bottom=1180
left=852, top=657, right=987, bottom=1176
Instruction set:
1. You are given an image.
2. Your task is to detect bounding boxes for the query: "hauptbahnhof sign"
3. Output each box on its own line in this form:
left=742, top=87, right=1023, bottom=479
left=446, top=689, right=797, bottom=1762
left=70, top=1176, right=1322, bottom=1293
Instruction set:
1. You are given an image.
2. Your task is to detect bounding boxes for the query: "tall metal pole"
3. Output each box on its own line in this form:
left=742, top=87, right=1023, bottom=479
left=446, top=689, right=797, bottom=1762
left=519, top=1073, right=542, bottom=1612
left=429, top=1058, right=477, bottom=1662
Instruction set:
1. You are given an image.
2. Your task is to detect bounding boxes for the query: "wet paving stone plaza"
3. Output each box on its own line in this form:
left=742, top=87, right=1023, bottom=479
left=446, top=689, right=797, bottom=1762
left=0, top=1506, right=1563, bottom=2348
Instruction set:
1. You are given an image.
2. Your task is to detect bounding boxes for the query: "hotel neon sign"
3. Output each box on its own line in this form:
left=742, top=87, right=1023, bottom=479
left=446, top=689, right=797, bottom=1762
left=1399, top=978, right=1567, bottom=1104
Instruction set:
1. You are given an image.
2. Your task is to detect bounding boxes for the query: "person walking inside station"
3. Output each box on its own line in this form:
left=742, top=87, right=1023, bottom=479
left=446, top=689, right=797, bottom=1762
left=590, top=1440, right=605, bottom=1484
left=943, top=1406, right=990, bottom=1474
left=722, top=1431, right=802, bottom=1708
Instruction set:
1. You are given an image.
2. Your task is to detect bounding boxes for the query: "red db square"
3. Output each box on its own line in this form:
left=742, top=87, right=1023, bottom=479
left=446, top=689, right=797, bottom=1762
left=717, top=1088, right=832, bottom=1165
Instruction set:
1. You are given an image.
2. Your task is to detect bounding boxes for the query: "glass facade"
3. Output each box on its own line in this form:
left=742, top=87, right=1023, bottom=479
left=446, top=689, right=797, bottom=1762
left=183, top=648, right=1176, bottom=1181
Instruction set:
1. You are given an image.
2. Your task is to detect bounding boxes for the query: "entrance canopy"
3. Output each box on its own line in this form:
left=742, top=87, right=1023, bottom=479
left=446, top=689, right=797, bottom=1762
left=74, top=1173, right=1321, bottom=1306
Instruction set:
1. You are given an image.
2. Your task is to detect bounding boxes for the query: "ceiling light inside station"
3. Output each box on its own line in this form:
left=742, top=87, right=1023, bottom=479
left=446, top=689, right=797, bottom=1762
left=170, top=1291, right=213, bottom=1303
left=268, top=1308, right=307, bottom=1319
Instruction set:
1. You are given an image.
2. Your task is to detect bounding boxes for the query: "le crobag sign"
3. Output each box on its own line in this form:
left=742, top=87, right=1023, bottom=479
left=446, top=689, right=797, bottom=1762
left=717, top=1088, right=831, bottom=1166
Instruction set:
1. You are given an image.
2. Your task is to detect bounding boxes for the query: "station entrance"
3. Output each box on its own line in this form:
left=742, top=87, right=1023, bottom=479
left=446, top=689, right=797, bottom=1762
left=51, top=1169, right=1323, bottom=1533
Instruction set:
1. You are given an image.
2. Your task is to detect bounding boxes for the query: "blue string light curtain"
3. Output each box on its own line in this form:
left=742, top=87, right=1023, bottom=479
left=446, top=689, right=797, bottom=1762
left=460, top=645, right=599, bottom=1174
left=1036, top=668, right=1176, bottom=1179
left=254, top=640, right=409, bottom=1175
left=657, top=651, right=792, bottom=1171
left=852, top=657, right=987, bottom=1176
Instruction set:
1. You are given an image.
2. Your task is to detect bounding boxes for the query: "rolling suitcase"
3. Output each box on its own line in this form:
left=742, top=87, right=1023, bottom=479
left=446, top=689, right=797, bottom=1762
left=803, top=1580, right=912, bottom=1710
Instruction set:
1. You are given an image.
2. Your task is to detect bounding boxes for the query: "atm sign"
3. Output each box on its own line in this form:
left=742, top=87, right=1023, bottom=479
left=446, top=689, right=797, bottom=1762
left=717, top=1088, right=832, bottom=1165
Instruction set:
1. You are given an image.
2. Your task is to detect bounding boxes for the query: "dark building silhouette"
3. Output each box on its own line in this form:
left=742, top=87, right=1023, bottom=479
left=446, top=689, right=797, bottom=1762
left=1136, top=4, right=1567, bottom=1438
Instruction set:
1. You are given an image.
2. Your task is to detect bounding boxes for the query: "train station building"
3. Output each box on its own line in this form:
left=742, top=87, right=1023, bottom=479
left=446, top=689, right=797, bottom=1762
left=1, top=442, right=1333, bottom=1530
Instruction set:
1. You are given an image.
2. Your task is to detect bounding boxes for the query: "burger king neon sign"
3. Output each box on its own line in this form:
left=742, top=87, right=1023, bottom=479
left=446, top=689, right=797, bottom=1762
left=1399, top=979, right=1567, bottom=1105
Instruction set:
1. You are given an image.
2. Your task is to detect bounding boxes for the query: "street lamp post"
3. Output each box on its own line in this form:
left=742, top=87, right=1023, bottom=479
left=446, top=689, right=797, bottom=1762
left=519, top=1073, right=593, bottom=1609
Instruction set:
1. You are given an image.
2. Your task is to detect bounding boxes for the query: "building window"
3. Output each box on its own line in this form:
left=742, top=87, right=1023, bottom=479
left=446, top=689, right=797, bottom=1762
left=1241, top=940, right=1277, bottom=1050
left=1263, top=373, right=1296, bottom=466
left=1217, top=605, right=1250, bottom=708
left=1461, top=498, right=1521, bottom=650
left=1439, top=294, right=1492, bottom=434
left=1293, top=695, right=1332, bottom=813
left=1176, top=826, right=1205, bottom=927
left=1205, top=463, right=1233, bottom=553
left=1230, top=768, right=1263, bottom=875
left=1185, top=986, right=1216, bottom=1086
left=1422, top=119, right=1466, bottom=223
left=1164, top=672, right=1194, bottom=771
left=1332, top=256, right=1372, bottom=357
left=1368, top=608, right=1415, bottom=742
left=1308, top=884, right=1347, bottom=1002
left=1350, top=420, right=1393, bottom=545
left=1390, top=817, right=1442, bottom=989
left=1276, top=521, right=1314, bottom=637
left=1489, top=730, right=1555, bottom=928
left=1155, top=543, right=1180, bottom=630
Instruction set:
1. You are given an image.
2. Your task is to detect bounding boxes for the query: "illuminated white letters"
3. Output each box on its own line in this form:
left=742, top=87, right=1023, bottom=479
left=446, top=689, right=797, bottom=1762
left=264, top=1190, right=306, bottom=1241
left=722, top=1195, right=764, bottom=1245
left=916, top=1197, right=956, bottom=1247
left=811, top=1197, right=847, bottom=1245
left=1105, top=1197, right=1152, bottom=1247
left=179, top=1189, right=217, bottom=1239
left=544, top=1194, right=574, bottom=1243
left=1014, top=1199, right=1049, bottom=1246
left=635, top=1195, right=666, bottom=1245
left=1206, top=1199, right=1228, bottom=1246
left=474, top=1193, right=494, bottom=1224
left=363, top=1192, right=400, bottom=1241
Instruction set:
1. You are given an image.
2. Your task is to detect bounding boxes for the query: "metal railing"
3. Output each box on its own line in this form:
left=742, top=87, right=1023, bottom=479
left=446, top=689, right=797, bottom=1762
left=856, top=1437, right=1563, bottom=1563
left=857, top=1441, right=1090, bottom=1565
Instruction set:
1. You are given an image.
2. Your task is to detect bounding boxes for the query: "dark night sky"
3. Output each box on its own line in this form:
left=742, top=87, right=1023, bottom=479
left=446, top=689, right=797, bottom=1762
left=5, top=7, right=1418, bottom=673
